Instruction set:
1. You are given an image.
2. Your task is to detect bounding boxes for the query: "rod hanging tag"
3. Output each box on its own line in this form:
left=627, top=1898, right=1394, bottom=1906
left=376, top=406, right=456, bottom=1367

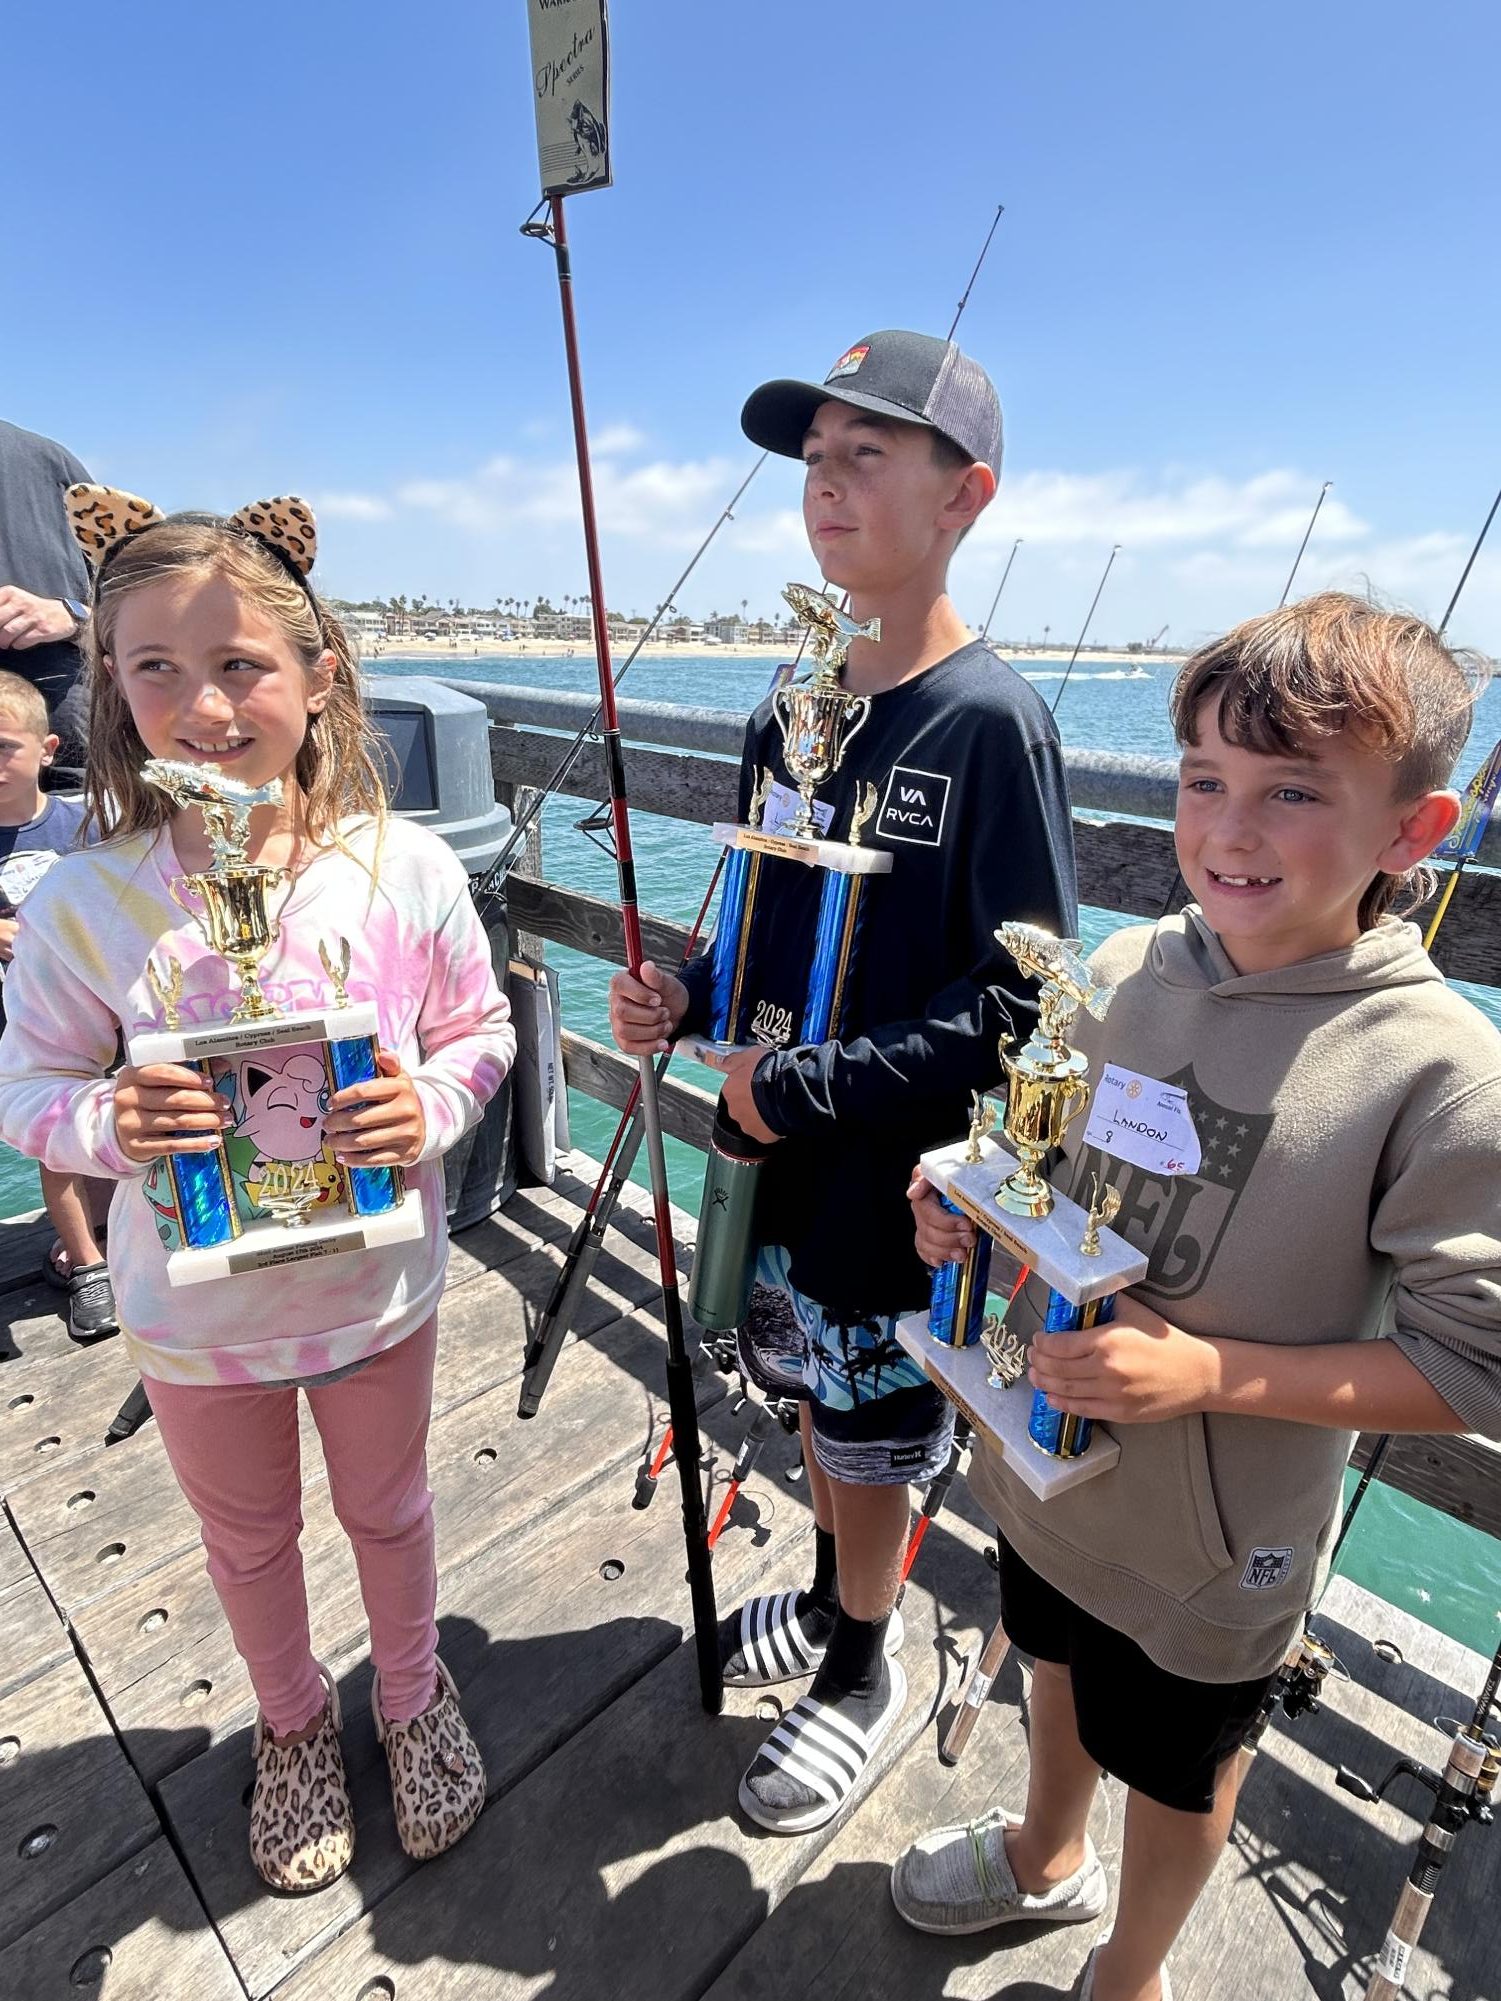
left=527, top=0, right=612, bottom=196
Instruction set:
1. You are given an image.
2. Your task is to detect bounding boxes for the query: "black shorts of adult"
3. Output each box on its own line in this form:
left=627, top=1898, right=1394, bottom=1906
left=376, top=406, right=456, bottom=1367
left=995, top=1533, right=1276, bottom=1813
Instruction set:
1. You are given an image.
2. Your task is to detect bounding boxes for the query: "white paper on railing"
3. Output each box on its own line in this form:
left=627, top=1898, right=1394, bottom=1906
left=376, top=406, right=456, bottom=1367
left=527, top=0, right=612, bottom=197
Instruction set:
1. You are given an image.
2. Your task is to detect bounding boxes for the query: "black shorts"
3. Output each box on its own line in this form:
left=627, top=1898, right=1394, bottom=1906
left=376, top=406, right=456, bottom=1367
left=996, top=1534, right=1275, bottom=1814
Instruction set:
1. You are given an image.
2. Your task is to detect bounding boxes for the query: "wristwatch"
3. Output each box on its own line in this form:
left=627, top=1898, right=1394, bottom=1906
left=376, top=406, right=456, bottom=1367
left=61, top=598, right=89, bottom=634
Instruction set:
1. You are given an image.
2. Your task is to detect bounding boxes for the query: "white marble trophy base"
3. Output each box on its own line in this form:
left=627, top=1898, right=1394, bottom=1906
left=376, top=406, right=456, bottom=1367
left=895, top=1310, right=1120, bottom=1498
left=713, top=823, right=894, bottom=877
left=896, top=1134, right=1148, bottom=1498
left=919, top=1136, right=1149, bottom=1303
left=166, top=1186, right=425, bottom=1287
left=128, top=1000, right=382, bottom=1068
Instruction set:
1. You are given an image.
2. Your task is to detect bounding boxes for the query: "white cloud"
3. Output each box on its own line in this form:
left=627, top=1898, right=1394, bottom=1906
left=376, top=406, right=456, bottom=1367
left=308, top=445, right=1501, bottom=655
left=313, top=490, right=393, bottom=522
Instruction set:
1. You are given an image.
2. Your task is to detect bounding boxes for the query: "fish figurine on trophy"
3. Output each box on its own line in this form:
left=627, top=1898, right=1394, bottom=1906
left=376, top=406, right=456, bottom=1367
left=895, top=923, right=1148, bottom=1498
left=128, top=759, right=424, bottom=1285
left=682, top=582, right=892, bottom=1066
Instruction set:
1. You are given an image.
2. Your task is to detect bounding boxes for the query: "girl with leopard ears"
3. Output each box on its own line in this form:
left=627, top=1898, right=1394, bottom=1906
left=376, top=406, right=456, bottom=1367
left=63, top=485, right=386, bottom=858
left=0, top=483, right=515, bottom=1888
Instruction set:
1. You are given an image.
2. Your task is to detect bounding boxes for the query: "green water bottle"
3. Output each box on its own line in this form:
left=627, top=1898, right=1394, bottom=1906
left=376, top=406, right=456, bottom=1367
left=689, top=1103, right=769, bottom=1332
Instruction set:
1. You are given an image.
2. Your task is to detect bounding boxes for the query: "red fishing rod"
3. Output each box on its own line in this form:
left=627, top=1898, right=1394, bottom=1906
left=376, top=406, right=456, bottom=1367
left=525, top=173, right=721, bottom=1707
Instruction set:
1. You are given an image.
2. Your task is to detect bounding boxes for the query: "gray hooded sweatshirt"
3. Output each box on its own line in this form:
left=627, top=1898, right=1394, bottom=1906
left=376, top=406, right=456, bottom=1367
left=967, top=910, right=1501, bottom=1682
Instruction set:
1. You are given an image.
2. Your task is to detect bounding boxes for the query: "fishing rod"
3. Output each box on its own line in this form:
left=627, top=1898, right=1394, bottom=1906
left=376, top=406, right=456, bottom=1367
left=1049, top=543, right=1121, bottom=715
left=947, top=204, right=1004, bottom=341
left=521, top=16, right=720, bottom=1710
left=980, top=537, right=1023, bottom=641
left=1279, top=480, right=1333, bottom=607
left=1336, top=1630, right=1499, bottom=2000
left=514, top=198, right=1010, bottom=1428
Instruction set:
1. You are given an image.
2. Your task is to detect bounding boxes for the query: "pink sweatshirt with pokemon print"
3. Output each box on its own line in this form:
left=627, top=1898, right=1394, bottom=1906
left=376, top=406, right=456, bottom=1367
left=0, top=814, right=514, bottom=1385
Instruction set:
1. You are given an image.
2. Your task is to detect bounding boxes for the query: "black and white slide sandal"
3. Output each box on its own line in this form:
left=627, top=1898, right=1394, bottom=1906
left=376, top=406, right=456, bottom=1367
left=738, top=1659, right=908, bottom=1833
left=724, top=1592, right=905, bottom=1689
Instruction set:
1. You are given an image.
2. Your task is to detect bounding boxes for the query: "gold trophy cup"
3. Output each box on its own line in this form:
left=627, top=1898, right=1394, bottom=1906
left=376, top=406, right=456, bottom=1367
left=773, top=583, right=880, bottom=838
left=145, top=760, right=289, bottom=1022
left=993, top=923, right=1116, bottom=1218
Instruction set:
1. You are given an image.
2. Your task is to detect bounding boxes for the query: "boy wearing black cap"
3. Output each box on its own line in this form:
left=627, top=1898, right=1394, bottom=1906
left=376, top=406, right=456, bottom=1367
left=610, top=331, right=1077, bottom=1829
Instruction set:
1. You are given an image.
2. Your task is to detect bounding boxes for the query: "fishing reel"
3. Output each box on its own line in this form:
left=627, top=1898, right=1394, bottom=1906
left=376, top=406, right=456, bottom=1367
left=1243, top=1630, right=1348, bottom=1756
left=1336, top=1719, right=1499, bottom=1827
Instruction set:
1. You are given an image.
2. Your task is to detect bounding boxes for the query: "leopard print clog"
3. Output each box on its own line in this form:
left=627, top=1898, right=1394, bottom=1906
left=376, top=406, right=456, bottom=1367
left=249, top=1665, right=354, bottom=1894
left=373, top=1656, right=486, bottom=1861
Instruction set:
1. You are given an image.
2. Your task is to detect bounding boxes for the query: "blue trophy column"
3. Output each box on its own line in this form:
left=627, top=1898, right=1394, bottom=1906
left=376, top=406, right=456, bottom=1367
left=928, top=1196, right=992, bottom=1347
left=169, top=1127, right=239, bottom=1248
left=800, top=872, right=865, bottom=1043
left=708, top=846, right=758, bottom=1044
left=328, top=1035, right=402, bottom=1215
left=1029, top=1290, right=1115, bottom=1456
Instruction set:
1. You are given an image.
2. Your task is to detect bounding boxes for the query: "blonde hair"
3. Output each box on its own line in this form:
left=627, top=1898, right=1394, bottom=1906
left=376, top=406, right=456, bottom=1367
left=81, top=519, right=388, bottom=858
left=1171, top=592, right=1489, bottom=928
left=0, top=671, right=52, bottom=739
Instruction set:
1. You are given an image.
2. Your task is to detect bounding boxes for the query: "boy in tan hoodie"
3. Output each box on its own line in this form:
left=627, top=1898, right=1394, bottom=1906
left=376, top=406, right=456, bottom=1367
left=895, top=593, right=1501, bottom=2001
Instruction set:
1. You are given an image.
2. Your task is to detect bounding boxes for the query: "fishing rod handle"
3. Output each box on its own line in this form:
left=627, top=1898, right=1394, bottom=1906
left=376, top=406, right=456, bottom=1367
left=941, top=1611, right=1012, bottom=1765
left=1364, top=1880, right=1432, bottom=2000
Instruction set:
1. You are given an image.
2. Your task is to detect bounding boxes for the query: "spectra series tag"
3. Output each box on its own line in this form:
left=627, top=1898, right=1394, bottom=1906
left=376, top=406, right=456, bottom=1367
left=1083, top=1063, right=1202, bottom=1177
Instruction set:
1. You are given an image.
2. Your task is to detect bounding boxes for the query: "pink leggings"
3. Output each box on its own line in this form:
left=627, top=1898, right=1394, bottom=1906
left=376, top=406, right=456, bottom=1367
left=145, top=1316, right=439, bottom=1738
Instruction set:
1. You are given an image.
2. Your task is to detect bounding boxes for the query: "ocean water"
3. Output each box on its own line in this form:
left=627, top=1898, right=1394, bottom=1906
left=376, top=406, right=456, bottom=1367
left=5, top=646, right=1497, bottom=1666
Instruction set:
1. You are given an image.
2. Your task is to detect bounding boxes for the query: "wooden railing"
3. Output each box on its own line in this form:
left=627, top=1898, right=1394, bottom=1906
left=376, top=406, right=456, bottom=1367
left=470, top=680, right=1501, bottom=1541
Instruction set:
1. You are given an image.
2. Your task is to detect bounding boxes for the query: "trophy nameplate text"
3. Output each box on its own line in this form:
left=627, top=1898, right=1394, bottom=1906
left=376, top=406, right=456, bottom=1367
left=129, top=761, right=424, bottom=1285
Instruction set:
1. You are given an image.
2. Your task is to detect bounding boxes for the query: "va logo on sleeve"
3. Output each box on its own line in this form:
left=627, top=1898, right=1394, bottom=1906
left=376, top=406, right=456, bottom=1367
left=875, top=765, right=951, bottom=846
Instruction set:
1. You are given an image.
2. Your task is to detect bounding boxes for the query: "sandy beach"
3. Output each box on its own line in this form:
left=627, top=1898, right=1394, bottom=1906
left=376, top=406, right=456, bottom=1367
left=365, top=636, right=1183, bottom=668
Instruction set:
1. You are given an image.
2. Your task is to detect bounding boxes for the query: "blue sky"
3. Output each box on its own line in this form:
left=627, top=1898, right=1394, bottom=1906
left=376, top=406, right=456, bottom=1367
left=9, top=0, right=1500, bottom=651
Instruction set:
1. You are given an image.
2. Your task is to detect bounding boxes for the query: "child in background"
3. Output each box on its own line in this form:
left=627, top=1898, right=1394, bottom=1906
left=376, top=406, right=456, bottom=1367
left=896, top=595, right=1501, bottom=2001
left=0, top=668, right=117, bottom=1341
left=0, top=491, right=515, bottom=1893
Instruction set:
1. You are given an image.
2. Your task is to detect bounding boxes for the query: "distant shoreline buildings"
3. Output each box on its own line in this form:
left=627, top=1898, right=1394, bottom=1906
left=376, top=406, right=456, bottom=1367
left=329, top=596, right=1185, bottom=658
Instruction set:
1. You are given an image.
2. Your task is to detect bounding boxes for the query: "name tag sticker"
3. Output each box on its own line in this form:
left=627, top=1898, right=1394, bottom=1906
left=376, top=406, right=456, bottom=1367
left=1084, top=1064, right=1202, bottom=1177
left=762, top=781, right=832, bottom=838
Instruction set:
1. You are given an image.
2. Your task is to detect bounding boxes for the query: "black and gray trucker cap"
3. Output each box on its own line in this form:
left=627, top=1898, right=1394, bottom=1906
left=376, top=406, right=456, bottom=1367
left=740, top=330, right=1003, bottom=478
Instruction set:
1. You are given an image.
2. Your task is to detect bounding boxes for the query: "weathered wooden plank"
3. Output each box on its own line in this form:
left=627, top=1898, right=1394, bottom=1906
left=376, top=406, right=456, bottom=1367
left=0, top=1276, right=87, bottom=1371
left=89, top=1281, right=725, bottom=1787
left=1073, top=814, right=1185, bottom=917
left=562, top=1029, right=719, bottom=1152
left=160, top=1408, right=810, bottom=1998
left=0, top=1838, right=244, bottom=2001
left=0, top=1568, right=70, bottom=1698
left=506, top=872, right=700, bottom=971
left=490, top=726, right=738, bottom=828
left=1352, top=1428, right=1501, bottom=1539
left=0, top=1341, right=142, bottom=1495
left=0, top=1210, right=50, bottom=1300
left=267, top=1498, right=990, bottom=2001
left=0, top=1652, right=157, bottom=1952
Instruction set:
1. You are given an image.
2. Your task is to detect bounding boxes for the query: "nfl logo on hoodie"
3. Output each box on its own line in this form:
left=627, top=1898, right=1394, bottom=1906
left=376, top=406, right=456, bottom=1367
left=1241, top=1546, right=1295, bottom=1591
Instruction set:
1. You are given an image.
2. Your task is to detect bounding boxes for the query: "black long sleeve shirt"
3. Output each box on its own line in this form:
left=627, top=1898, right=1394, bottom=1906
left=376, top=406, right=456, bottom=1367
left=679, top=640, right=1079, bottom=1321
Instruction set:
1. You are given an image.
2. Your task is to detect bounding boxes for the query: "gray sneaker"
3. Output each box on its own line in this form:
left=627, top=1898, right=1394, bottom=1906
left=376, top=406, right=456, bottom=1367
left=63, top=1262, right=121, bottom=1344
left=891, top=1805, right=1109, bottom=1935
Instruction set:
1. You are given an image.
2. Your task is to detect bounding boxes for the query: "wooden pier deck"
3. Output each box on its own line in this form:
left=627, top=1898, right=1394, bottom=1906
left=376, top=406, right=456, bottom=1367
left=1, top=1159, right=1496, bottom=2001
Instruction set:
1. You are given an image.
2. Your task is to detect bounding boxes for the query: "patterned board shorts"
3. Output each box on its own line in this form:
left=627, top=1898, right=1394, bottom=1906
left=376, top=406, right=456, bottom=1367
left=735, top=1245, right=954, bottom=1488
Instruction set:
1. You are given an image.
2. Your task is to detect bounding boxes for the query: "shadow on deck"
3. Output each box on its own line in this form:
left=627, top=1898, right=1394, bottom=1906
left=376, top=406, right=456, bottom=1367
left=0, top=1161, right=1494, bottom=2001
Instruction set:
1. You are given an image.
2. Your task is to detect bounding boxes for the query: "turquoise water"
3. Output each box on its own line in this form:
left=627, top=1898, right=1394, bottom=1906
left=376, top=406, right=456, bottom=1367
left=6, top=646, right=1497, bottom=1665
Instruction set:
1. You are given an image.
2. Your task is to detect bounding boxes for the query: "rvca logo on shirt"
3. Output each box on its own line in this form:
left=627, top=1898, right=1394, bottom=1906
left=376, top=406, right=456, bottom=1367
left=875, top=765, right=950, bottom=846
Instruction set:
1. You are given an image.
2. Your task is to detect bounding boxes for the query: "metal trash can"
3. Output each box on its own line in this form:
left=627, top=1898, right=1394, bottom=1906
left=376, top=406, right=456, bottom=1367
left=366, top=676, right=517, bottom=1228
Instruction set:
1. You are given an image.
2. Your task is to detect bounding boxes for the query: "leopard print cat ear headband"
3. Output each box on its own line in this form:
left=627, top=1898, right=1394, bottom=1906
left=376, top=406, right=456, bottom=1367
left=64, top=485, right=319, bottom=586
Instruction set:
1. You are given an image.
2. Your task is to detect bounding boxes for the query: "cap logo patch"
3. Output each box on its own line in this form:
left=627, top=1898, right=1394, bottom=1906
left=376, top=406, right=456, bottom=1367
left=825, top=343, right=869, bottom=382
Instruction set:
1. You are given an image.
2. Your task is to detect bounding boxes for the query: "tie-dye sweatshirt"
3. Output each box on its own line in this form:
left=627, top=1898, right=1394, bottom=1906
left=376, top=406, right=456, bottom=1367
left=0, top=814, right=514, bottom=1385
